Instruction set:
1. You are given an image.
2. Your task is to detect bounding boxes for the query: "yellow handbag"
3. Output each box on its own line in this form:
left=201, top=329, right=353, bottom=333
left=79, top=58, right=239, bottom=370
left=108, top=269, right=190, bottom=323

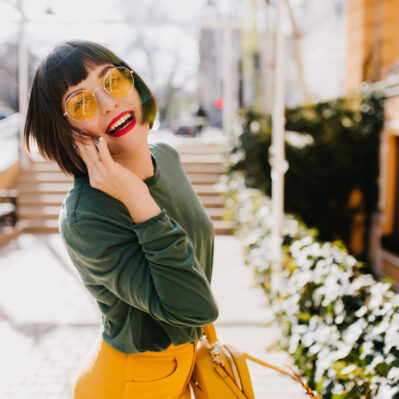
left=189, top=323, right=318, bottom=398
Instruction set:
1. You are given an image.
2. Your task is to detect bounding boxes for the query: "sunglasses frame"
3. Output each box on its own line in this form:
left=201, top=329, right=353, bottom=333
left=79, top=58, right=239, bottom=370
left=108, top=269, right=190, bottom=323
left=63, top=66, right=134, bottom=121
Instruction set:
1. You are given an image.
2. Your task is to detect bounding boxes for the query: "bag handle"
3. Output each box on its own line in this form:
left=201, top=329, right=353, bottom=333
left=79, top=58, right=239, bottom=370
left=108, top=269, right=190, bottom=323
left=202, top=323, right=318, bottom=398
left=203, top=323, right=218, bottom=344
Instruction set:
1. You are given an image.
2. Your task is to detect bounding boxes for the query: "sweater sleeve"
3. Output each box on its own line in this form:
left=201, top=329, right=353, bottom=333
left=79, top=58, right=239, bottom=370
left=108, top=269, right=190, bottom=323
left=64, top=208, right=219, bottom=327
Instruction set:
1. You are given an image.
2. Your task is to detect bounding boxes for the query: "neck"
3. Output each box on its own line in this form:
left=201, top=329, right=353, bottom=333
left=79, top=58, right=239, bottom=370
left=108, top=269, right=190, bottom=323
left=113, top=142, right=154, bottom=181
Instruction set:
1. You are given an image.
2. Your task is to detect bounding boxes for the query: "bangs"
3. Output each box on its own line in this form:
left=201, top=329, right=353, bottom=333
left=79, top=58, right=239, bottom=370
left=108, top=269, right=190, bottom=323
left=40, top=41, right=123, bottom=112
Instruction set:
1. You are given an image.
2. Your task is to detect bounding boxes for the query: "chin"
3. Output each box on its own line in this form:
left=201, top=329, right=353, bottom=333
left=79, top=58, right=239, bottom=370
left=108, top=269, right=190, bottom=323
left=107, top=125, right=149, bottom=155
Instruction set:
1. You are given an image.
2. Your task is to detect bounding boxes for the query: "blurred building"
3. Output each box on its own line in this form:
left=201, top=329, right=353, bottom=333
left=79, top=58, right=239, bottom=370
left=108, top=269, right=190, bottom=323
left=0, top=42, right=18, bottom=113
left=346, top=0, right=399, bottom=285
left=286, top=0, right=348, bottom=106
left=198, top=27, right=241, bottom=127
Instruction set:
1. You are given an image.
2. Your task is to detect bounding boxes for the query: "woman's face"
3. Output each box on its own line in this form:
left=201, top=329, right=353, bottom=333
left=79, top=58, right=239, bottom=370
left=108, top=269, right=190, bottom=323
left=62, top=63, right=150, bottom=156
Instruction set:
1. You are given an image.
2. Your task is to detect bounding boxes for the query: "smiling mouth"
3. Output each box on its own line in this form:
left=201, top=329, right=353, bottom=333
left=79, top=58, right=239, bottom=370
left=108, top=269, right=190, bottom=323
left=106, top=111, right=136, bottom=137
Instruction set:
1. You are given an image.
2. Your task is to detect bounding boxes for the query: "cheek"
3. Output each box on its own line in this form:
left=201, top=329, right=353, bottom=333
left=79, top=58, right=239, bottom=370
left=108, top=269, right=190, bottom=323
left=68, top=118, right=100, bottom=138
left=129, top=91, right=146, bottom=124
left=68, top=120, right=88, bottom=136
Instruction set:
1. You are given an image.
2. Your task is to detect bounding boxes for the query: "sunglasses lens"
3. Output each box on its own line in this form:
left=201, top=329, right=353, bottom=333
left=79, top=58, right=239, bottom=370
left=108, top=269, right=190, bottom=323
left=104, top=67, right=134, bottom=98
left=66, top=91, right=97, bottom=121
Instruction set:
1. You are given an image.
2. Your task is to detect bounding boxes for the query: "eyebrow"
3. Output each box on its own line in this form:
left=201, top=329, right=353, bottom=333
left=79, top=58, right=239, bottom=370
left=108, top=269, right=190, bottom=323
left=97, top=64, right=114, bottom=79
left=64, top=65, right=114, bottom=103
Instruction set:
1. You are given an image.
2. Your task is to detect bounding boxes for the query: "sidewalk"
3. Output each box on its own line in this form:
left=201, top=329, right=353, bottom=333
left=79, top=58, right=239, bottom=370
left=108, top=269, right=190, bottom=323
left=0, top=233, right=308, bottom=398
left=212, top=236, right=308, bottom=399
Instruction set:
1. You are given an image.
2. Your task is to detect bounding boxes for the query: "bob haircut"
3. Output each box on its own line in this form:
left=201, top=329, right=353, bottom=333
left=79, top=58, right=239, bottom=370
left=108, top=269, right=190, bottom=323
left=24, top=40, right=157, bottom=177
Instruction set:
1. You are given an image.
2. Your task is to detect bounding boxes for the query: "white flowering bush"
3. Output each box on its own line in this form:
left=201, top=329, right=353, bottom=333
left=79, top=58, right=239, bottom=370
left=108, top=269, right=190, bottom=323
left=221, top=170, right=399, bottom=399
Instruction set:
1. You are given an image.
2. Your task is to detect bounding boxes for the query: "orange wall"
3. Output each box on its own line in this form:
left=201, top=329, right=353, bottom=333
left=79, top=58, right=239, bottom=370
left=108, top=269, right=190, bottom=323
left=346, top=0, right=375, bottom=91
left=347, top=0, right=399, bottom=279
left=347, top=0, right=399, bottom=89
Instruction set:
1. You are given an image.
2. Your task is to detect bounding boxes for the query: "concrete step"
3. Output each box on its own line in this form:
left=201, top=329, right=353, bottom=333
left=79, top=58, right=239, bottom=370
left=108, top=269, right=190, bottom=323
left=16, top=218, right=59, bottom=233
left=29, top=162, right=225, bottom=175
left=205, top=208, right=226, bottom=220
left=186, top=174, right=222, bottom=184
left=28, top=155, right=225, bottom=166
left=18, top=172, right=222, bottom=185
left=18, top=172, right=72, bottom=183
left=17, top=177, right=222, bottom=185
left=179, top=154, right=224, bottom=163
left=15, top=183, right=224, bottom=196
left=212, top=220, right=233, bottom=235
left=16, top=218, right=232, bottom=235
left=16, top=144, right=232, bottom=236
left=17, top=194, right=66, bottom=206
left=28, top=143, right=224, bottom=160
left=175, top=144, right=224, bottom=155
left=17, top=205, right=61, bottom=220
left=17, top=193, right=224, bottom=208
left=17, top=205, right=227, bottom=222
left=29, top=162, right=61, bottom=172
left=194, top=185, right=224, bottom=196
left=201, top=196, right=224, bottom=208
left=15, top=183, right=73, bottom=194
left=182, top=164, right=224, bottom=174
left=29, top=152, right=224, bottom=163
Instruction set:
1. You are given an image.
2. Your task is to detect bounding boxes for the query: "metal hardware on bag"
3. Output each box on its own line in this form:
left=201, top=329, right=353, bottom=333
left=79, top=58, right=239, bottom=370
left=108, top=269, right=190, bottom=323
left=210, top=344, right=224, bottom=366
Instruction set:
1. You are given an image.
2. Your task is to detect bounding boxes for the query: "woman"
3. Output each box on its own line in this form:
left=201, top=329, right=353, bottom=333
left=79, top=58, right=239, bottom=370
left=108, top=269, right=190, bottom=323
left=24, top=40, right=219, bottom=399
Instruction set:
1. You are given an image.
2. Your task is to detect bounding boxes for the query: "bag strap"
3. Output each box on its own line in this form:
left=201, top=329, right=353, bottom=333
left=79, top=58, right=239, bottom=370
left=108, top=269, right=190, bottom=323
left=203, top=323, right=218, bottom=344
left=213, top=363, right=248, bottom=399
left=242, top=352, right=317, bottom=397
left=203, top=324, right=318, bottom=398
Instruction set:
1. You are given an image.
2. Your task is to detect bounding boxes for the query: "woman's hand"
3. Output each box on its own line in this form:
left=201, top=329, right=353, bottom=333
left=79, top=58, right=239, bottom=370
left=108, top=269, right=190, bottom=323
left=73, top=136, right=149, bottom=206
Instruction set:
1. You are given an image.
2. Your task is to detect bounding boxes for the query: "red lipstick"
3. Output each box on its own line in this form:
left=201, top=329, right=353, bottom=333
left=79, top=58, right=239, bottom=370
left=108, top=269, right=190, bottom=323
left=106, top=111, right=136, bottom=137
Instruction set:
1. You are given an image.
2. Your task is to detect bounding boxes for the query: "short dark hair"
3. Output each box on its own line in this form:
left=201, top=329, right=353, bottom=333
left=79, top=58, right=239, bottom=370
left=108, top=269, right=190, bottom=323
left=24, top=40, right=157, bottom=177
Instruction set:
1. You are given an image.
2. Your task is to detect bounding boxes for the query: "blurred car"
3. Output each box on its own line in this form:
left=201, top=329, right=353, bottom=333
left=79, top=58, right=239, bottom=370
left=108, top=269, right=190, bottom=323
left=174, top=125, right=196, bottom=136
left=172, top=117, right=205, bottom=137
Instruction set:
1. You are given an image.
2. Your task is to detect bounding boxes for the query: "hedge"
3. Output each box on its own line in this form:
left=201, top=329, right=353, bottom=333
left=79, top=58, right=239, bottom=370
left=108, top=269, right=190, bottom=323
left=225, top=92, right=384, bottom=262
left=220, top=171, right=399, bottom=398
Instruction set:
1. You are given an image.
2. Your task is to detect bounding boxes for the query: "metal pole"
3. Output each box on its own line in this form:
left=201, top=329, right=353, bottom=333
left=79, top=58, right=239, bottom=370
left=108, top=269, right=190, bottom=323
left=223, top=24, right=233, bottom=135
left=270, top=0, right=287, bottom=296
left=18, top=0, right=30, bottom=168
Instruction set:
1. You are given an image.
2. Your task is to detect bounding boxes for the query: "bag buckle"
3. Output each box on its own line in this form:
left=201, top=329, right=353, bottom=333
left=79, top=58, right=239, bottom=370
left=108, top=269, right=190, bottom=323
left=210, top=344, right=224, bottom=366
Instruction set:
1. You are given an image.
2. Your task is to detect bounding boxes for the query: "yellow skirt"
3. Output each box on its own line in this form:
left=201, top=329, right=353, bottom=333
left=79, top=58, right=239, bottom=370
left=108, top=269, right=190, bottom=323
left=73, top=334, right=198, bottom=399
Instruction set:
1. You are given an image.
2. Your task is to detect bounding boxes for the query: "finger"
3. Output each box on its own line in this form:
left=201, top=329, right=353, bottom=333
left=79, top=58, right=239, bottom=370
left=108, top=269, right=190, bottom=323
left=72, top=133, right=92, bottom=161
left=74, top=140, right=90, bottom=165
left=83, top=139, right=101, bottom=163
left=96, top=137, right=114, bottom=167
left=84, top=139, right=111, bottom=178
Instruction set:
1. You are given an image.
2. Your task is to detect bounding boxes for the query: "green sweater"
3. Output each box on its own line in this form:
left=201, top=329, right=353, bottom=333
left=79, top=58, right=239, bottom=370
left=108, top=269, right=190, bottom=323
left=59, top=142, right=219, bottom=354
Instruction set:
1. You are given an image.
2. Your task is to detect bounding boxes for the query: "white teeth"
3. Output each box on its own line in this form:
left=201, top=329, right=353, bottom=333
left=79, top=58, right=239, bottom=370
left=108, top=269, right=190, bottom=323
left=109, top=113, right=132, bottom=132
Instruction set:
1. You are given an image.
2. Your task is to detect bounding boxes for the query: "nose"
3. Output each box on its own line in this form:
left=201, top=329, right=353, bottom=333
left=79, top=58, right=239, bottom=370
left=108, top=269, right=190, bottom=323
left=94, top=87, right=118, bottom=115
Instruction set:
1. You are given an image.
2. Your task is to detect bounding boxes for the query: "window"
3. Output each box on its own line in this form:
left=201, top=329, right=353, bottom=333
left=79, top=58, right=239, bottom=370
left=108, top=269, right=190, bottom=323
left=381, top=137, right=399, bottom=254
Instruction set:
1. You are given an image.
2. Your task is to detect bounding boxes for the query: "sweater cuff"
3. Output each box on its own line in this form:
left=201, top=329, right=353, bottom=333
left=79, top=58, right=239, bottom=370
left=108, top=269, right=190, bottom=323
left=131, top=208, right=167, bottom=229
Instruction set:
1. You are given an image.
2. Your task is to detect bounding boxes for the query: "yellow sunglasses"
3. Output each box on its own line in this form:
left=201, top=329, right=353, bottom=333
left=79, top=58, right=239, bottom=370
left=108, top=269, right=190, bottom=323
left=63, top=66, right=134, bottom=121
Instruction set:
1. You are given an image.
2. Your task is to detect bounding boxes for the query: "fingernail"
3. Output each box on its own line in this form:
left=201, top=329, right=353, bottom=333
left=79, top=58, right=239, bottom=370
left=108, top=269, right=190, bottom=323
left=99, top=137, right=103, bottom=142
